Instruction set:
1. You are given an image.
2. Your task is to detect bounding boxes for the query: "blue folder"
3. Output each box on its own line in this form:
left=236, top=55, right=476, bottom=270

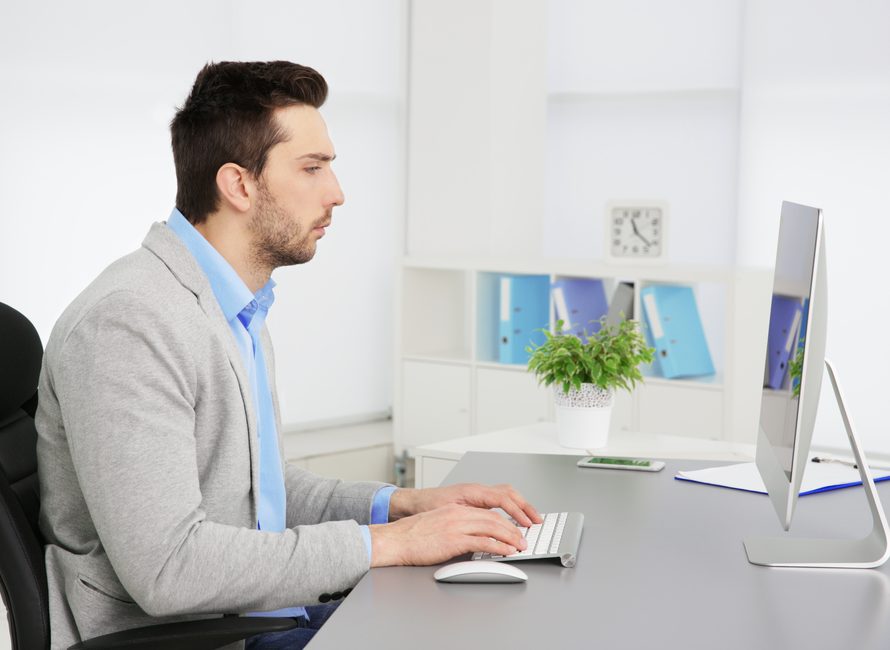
left=551, top=277, right=608, bottom=342
left=498, top=274, right=550, bottom=365
left=765, top=295, right=803, bottom=390
left=640, top=285, right=714, bottom=379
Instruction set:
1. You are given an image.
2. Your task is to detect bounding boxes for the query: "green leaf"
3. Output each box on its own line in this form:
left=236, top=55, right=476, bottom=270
left=525, top=316, right=655, bottom=395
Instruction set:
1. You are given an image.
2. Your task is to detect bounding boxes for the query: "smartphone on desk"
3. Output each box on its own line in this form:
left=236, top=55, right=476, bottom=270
left=577, top=456, right=665, bottom=472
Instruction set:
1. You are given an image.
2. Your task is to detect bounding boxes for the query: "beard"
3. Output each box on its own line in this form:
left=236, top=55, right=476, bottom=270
left=248, top=185, right=326, bottom=270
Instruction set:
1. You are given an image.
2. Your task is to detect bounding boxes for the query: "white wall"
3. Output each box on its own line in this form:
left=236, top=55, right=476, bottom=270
left=0, top=0, right=406, bottom=427
left=736, top=0, right=890, bottom=454
left=406, top=0, right=547, bottom=259
left=544, top=0, right=744, bottom=266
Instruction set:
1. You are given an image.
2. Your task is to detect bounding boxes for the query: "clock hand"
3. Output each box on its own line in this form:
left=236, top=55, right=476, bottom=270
left=630, top=217, right=652, bottom=247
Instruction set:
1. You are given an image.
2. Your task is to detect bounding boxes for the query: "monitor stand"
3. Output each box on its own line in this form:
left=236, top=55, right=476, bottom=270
left=745, top=360, right=890, bottom=568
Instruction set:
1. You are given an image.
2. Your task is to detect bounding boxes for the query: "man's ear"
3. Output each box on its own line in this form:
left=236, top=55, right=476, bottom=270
left=215, top=163, right=254, bottom=213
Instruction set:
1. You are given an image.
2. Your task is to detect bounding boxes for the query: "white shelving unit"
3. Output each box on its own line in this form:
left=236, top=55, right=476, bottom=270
left=394, top=255, right=770, bottom=455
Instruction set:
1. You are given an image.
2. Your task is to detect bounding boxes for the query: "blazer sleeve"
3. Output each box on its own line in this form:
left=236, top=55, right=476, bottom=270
left=50, top=291, right=370, bottom=618
left=283, top=465, right=389, bottom=528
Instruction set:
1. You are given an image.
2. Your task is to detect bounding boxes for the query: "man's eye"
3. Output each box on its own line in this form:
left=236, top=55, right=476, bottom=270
left=306, top=166, right=322, bottom=174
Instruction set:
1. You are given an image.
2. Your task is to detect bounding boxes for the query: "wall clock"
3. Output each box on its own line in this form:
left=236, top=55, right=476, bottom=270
left=605, top=202, right=667, bottom=261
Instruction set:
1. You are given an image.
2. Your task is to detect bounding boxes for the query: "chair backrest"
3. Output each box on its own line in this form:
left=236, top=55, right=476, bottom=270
left=0, top=302, right=50, bottom=649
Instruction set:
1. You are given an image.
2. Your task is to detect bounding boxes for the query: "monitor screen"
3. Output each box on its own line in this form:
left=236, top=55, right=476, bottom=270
left=755, top=201, right=826, bottom=530
left=759, top=206, right=820, bottom=481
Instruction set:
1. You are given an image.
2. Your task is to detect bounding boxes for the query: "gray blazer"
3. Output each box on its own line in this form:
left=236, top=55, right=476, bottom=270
left=36, top=222, right=386, bottom=649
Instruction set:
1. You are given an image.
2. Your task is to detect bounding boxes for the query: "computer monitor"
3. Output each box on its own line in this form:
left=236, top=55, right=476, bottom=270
left=744, top=201, right=890, bottom=568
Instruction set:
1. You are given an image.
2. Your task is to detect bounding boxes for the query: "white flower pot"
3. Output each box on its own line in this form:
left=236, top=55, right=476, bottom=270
left=554, top=383, right=614, bottom=449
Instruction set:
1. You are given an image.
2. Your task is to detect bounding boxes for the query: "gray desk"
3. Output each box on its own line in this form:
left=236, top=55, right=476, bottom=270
left=311, top=452, right=890, bottom=650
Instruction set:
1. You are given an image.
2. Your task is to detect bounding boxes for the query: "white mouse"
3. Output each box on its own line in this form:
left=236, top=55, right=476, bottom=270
left=433, top=560, right=528, bottom=583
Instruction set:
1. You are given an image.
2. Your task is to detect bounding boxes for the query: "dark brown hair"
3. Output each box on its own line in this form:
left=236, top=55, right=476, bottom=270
left=171, top=61, right=328, bottom=224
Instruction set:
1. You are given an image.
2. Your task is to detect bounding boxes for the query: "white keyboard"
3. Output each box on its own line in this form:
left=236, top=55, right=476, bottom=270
left=472, top=511, right=584, bottom=568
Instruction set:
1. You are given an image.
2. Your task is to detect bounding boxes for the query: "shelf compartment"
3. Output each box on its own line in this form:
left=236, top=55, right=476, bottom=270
left=401, top=267, right=472, bottom=360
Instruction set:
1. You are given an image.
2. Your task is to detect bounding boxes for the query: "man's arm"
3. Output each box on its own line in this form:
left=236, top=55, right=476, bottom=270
left=282, top=464, right=389, bottom=527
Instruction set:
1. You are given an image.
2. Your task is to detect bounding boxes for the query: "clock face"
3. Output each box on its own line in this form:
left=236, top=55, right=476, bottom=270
left=609, top=206, right=664, bottom=258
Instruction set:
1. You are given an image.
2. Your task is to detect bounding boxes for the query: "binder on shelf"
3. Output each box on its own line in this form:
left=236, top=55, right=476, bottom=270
left=551, top=277, right=608, bottom=342
left=640, top=285, right=715, bottom=379
left=765, top=295, right=803, bottom=390
left=605, top=282, right=635, bottom=329
left=499, top=274, right=550, bottom=365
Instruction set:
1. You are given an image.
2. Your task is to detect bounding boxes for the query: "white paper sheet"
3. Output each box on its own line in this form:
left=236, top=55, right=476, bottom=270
left=675, top=457, right=890, bottom=495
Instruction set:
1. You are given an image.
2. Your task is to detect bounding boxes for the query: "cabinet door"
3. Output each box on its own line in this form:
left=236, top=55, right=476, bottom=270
left=611, top=389, right=634, bottom=433
left=637, top=383, right=723, bottom=439
left=305, top=446, right=395, bottom=484
left=401, top=361, right=471, bottom=450
left=475, top=368, right=551, bottom=434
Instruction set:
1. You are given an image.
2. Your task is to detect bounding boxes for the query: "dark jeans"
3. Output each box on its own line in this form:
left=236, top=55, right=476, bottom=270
left=245, top=602, right=341, bottom=650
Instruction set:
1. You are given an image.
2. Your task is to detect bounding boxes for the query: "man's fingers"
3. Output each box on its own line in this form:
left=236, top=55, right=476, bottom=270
left=448, top=507, right=527, bottom=549
left=512, top=498, right=543, bottom=527
left=469, top=535, right=518, bottom=558
left=483, top=485, right=542, bottom=527
left=500, top=501, right=534, bottom=528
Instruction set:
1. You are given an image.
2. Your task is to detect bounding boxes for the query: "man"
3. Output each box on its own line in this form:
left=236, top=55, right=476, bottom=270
left=35, top=61, right=541, bottom=649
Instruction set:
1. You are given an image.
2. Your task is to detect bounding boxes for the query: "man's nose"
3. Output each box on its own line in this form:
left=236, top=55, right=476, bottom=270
left=328, top=172, right=345, bottom=207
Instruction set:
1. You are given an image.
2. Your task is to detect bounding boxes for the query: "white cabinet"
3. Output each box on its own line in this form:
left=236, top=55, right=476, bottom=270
left=475, top=366, right=551, bottom=434
left=401, top=361, right=471, bottom=449
left=637, top=380, right=724, bottom=440
left=297, top=446, right=395, bottom=484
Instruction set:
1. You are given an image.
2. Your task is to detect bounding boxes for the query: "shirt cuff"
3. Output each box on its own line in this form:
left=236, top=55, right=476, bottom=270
left=360, top=525, right=373, bottom=561
left=362, top=486, right=398, bottom=562
left=371, top=485, right=398, bottom=524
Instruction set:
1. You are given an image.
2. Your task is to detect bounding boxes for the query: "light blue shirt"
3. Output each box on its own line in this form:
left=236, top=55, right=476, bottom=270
left=167, top=209, right=395, bottom=617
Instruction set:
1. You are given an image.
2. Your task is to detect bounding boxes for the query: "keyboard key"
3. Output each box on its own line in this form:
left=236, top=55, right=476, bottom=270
left=534, top=513, right=557, bottom=554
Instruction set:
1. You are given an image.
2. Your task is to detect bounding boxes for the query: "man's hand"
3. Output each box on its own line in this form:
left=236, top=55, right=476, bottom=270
left=369, top=504, right=528, bottom=567
left=389, top=483, right=543, bottom=528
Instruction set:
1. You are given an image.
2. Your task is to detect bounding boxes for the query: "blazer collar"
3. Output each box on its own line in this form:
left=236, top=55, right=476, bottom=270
left=141, top=221, right=262, bottom=521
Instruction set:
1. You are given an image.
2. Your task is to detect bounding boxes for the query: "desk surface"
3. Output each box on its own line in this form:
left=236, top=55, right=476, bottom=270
left=311, top=452, right=890, bottom=650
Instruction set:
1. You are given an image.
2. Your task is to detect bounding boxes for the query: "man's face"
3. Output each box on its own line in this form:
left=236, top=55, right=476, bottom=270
left=248, top=104, right=344, bottom=269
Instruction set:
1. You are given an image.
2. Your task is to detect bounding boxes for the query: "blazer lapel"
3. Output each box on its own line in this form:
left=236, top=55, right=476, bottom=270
left=141, top=222, right=262, bottom=522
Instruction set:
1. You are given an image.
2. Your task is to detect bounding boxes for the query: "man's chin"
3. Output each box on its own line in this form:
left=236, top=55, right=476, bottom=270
left=285, top=243, right=317, bottom=266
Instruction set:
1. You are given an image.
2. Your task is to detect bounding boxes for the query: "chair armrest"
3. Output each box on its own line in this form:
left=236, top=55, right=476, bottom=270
left=69, top=616, right=301, bottom=650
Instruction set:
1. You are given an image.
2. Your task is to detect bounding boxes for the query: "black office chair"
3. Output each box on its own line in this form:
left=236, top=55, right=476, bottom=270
left=0, top=302, right=299, bottom=649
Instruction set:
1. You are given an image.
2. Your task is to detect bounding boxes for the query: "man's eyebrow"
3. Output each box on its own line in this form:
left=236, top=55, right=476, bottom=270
left=297, top=153, right=336, bottom=162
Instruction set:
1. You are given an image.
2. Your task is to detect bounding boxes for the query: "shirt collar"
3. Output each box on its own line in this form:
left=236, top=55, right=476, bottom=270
left=166, top=208, right=276, bottom=324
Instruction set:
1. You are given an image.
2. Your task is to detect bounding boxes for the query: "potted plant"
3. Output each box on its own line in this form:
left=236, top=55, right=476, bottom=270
left=526, top=317, right=654, bottom=449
